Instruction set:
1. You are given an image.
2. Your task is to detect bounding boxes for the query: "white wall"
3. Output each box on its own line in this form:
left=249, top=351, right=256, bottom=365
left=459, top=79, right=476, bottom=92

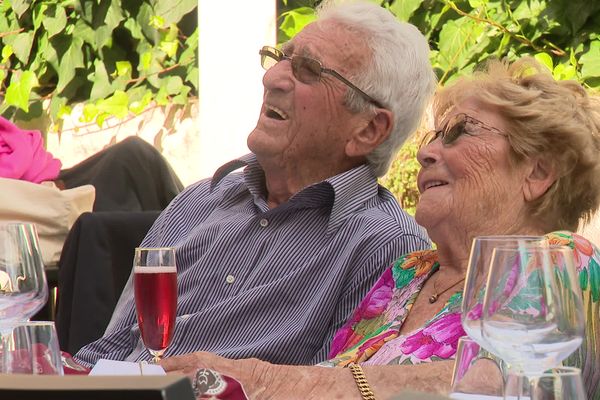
left=197, top=1, right=276, bottom=178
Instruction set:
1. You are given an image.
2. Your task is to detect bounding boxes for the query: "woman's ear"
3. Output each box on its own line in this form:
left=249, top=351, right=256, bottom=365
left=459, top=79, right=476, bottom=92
left=523, top=157, right=556, bottom=202
left=346, top=109, right=394, bottom=157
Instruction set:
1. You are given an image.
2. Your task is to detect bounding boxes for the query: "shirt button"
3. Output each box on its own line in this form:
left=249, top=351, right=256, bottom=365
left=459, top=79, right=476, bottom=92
left=225, top=274, right=235, bottom=284
left=259, top=218, right=269, bottom=227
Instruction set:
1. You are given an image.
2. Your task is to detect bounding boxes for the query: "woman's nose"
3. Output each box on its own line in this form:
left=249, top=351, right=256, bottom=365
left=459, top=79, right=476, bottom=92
left=416, top=140, right=441, bottom=168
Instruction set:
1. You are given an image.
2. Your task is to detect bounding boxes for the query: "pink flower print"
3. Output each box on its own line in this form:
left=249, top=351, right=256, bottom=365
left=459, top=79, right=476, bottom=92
left=357, top=268, right=394, bottom=320
left=329, top=326, right=357, bottom=358
left=400, top=312, right=465, bottom=360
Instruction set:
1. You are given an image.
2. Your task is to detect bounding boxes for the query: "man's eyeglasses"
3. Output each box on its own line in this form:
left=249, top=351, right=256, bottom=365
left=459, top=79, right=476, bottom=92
left=423, top=113, right=506, bottom=146
left=259, top=46, right=384, bottom=108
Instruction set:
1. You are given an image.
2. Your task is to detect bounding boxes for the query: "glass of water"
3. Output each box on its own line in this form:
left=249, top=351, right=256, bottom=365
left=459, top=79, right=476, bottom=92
left=481, top=245, right=584, bottom=399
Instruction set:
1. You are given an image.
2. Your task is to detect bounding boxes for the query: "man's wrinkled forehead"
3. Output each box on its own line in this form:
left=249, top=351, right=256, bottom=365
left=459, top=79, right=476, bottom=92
left=283, top=20, right=368, bottom=70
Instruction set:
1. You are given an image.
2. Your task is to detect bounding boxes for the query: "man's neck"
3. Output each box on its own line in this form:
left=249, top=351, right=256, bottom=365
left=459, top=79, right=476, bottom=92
left=260, top=159, right=361, bottom=209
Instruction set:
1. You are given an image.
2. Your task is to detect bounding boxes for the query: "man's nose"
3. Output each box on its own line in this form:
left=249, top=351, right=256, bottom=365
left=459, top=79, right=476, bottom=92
left=262, top=59, right=295, bottom=92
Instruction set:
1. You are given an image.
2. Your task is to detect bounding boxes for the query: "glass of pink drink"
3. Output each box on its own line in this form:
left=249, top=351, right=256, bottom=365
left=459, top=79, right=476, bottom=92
left=133, top=247, right=177, bottom=363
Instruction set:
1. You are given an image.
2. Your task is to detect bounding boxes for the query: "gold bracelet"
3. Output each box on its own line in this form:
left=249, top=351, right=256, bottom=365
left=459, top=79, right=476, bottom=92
left=349, top=363, right=377, bottom=400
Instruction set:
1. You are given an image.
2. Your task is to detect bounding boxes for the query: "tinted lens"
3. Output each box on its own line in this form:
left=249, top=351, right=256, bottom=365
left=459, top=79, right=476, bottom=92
left=260, top=47, right=281, bottom=70
left=422, top=130, right=441, bottom=146
left=442, top=118, right=467, bottom=144
left=291, top=56, right=321, bottom=83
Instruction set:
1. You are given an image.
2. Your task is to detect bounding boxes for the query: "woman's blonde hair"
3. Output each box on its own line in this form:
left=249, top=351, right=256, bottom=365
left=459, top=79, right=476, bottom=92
left=434, top=57, right=600, bottom=231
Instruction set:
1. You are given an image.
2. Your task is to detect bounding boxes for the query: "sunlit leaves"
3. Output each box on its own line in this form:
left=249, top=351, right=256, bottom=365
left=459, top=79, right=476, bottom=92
left=153, top=0, right=197, bottom=25
left=580, top=40, right=600, bottom=80
left=279, top=7, right=316, bottom=41
left=42, top=5, right=67, bottom=38
left=436, top=16, right=490, bottom=76
left=388, top=0, right=423, bottom=22
left=5, top=71, right=38, bottom=112
left=0, top=0, right=198, bottom=124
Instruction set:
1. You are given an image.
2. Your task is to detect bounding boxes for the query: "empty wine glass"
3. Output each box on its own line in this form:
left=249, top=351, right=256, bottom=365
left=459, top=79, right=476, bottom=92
left=0, top=223, right=48, bottom=321
left=0, top=321, right=63, bottom=375
left=481, top=245, right=584, bottom=399
left=134, top=247, right=177, bottom=363
left=462, top=236, right=545, bottom=349
left=504, top=367, right=586, bottom=399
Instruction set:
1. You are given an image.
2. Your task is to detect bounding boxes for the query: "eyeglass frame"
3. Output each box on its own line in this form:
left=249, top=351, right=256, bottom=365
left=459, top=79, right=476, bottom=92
left=423, top=113, right=507, bottom=146
left=259, top=46, right=384, bottom=109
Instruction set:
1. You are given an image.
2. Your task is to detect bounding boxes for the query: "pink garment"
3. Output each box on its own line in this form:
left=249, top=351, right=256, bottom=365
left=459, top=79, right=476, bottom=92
left=0, top=116, right=61, bottom=183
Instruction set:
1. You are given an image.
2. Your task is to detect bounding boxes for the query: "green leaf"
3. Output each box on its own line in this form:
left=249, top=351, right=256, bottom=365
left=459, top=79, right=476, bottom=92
left=94, top=1, right=125, bottom=49
left=10, top=0, right=30, bottom=18
left=57, top=104, right=72, bottom=119
left=159, top=40, right=178, bottom=58
left=580, top=40, right=600, bottom=79
left=140, top=51, right=153, bottom=71
left=150, top=15, right=165, bottom=29
left=468, top=0, right=486, bottom=7
left=81, top=103, right=98, bottom=123
left=534, top=53, right=553, bottom=72
left=437, top=16, right=489, bottom=73
left=10, top=32, right=34, bottom=64
left=180, top=28, right=198, bottom=66
left=1, top=45, right=13, bottom=63
left=137, top=3, right=160, bottom=45
left=96, top=90, right=129, bottom=119
left=90, top=60, right=112, bottom=100
left=186, top=66, right=198, bottom=91
left=129, top=91, right=153, bottom=115
left=42, top=5, right=68, bottom=38
left=32, top=3, right=48, bottom=31
left=279, top=8, right=316, bottom=38
left=155, top=85, right=169, bottom=106
left=165, top=76, right=183, bottom=95
left=389, top=0, right=423, bottom=21
left=56, top=37, right=84, bottom=93
left=5, top=71, right=38, bottom=112
left=553, top=63, right=576, bottom=81
left=153, top=0, right=197, bottom=25
left=115, top=61, right=132, bottom=78
left=171, top=85, right=190, bottom=105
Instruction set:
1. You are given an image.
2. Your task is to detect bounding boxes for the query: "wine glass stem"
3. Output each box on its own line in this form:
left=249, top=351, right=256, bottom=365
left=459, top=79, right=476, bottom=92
left=149, top=348, right=165, bottom=364
left=529, top=376, right=540, bottom=400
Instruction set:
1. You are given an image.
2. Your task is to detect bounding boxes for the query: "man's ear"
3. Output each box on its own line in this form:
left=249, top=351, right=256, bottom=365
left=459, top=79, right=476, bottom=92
left=346, top=109, right=394, bottom=157
left=523, top=157, right=557, bottom=202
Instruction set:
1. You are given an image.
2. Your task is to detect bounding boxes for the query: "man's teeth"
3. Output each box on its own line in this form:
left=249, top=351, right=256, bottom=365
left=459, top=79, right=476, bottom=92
left=266, top=105, right=288, bottom=120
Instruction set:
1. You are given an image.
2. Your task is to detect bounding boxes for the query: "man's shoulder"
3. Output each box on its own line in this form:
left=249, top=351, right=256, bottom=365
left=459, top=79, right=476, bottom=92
left=361, top=186, right=425, bottom=234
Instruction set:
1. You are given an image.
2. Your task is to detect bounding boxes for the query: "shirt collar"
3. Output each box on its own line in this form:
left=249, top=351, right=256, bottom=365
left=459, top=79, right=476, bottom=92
left=211, top=154, right=380, bottom=234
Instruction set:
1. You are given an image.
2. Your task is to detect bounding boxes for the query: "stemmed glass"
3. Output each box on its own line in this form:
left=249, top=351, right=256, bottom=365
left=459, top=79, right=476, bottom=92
left=481, top=245, right=585, bottom=399
left=462, top=236, right=545, bottom=350
left=0, top=223, right=48, bottom=321
left=133, top=247, right=177, bottom=363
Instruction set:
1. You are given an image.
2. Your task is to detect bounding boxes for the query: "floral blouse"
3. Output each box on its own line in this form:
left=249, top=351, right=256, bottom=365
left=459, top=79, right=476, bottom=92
left=323, top=231, right=600, bottom=398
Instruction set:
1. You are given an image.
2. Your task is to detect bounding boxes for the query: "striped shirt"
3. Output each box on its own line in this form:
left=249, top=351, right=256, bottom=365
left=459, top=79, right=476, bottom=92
left=75, top=154, right=430, bottom=367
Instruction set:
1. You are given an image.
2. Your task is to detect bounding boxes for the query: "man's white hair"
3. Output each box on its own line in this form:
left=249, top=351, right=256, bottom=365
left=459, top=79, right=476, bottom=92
left=317, top=1, right=437, bottom=177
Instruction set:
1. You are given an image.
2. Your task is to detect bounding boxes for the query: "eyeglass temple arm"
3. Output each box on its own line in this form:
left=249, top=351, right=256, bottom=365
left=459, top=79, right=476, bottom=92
left=321, top=67, right=383, bottom=108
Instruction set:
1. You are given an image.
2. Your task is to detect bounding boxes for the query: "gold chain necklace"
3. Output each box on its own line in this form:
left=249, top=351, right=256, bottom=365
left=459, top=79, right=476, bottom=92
left=428, top=271, right=466, bottom=304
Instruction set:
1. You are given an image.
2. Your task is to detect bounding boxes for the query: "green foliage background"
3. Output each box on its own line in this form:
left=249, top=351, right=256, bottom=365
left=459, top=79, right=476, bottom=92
left=0, top=0, right=198, bottom=131
left=279, top=0, right=600, bottom=214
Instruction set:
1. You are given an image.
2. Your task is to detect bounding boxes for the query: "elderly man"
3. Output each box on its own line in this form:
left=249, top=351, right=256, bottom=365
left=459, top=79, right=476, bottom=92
left=75, top=1, right=436, bottom=368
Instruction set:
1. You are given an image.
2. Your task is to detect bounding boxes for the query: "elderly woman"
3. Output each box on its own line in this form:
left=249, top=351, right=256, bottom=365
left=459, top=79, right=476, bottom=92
left=162, top=58, right=600, bottom=399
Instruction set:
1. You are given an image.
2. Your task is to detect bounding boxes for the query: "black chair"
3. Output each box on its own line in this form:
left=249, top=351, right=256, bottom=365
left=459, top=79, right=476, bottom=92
left=55, top=211, right=160, bottom=355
